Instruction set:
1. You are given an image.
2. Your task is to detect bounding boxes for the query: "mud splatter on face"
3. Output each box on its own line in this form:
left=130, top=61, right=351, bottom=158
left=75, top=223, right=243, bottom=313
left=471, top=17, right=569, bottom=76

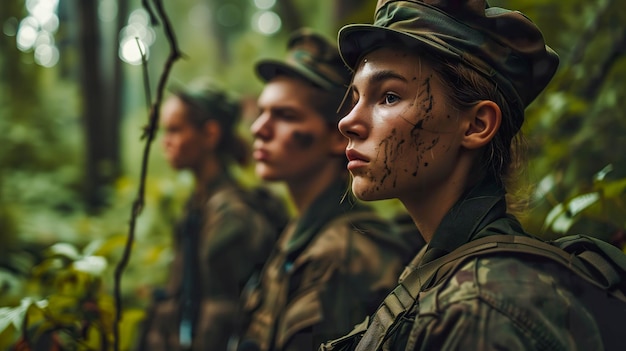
left=405, top=75, right=441, bottom=177
left=370, top=128, right=407, bottom=194
left=291, top=131, right=315, bottom=150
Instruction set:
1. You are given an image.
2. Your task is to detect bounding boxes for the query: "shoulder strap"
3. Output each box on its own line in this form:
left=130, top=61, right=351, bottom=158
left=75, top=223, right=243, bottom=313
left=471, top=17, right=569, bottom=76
left=402, top=234, right=626, bottom=300
left=358, top=234, right=626, bottom=351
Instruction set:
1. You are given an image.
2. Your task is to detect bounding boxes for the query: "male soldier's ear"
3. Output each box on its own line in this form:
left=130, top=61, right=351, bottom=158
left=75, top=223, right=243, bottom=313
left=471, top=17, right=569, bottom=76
left=461, top=100, right=501, bottom=150
left=203, top=119, right=222, bottom=150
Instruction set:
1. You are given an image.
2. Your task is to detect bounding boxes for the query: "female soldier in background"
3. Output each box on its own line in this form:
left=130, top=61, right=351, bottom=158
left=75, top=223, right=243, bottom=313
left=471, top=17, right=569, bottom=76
left=139, top=81, right=286, bottom=351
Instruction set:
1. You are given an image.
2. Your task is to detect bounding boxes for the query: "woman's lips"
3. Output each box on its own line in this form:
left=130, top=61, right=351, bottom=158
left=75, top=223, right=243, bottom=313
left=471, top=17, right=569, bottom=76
left=253, top=148, right=270, bottom=162
left=346, top=149, right=368, bottom=171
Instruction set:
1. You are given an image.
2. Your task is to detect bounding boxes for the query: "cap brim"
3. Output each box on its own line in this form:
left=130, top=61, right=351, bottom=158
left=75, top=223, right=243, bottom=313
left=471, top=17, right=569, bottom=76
left=255, top=59, right=333, bottom=90
left=338, top=24, right=460, bottom=69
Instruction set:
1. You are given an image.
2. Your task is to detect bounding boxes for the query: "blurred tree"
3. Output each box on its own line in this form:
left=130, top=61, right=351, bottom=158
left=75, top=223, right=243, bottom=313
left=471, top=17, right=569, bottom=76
left=72, top=0, right=129, bottom=212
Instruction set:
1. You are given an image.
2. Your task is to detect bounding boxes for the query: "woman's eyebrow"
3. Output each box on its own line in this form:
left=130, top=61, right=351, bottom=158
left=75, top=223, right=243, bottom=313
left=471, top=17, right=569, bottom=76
left=369, top=70, right=408, bottom=85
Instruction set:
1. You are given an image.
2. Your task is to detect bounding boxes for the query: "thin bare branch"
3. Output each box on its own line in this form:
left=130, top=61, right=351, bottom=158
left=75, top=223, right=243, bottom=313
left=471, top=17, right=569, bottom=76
left=141, top=0, right=159, bottom=26
left=136, top=37, right=152, bottom=112
left=112, top=0, right=183, bottom=350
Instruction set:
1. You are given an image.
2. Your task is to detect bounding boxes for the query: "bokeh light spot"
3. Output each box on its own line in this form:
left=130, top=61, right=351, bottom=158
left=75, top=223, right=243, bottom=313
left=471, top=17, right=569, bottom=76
left=119, top=37, right=148, bottom=65
left=252, top=11, right=281, bottom=35
left=34, top=43, right=59, bottom=67
left=254, top=0, right=276, bottom=10
left=129, top=9, right=150, bottom=27
left=3, top=17, right=19, bottom=36
left=17, top=22, right=38, bottom=51
left=41, top=13, right=59, bottom=33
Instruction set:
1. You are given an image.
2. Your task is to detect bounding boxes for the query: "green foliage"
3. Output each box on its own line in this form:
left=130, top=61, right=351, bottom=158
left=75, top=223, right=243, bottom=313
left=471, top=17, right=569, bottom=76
left=539, top=165, right=626, bottom=246
left=0, top=173, right=186, bottom=349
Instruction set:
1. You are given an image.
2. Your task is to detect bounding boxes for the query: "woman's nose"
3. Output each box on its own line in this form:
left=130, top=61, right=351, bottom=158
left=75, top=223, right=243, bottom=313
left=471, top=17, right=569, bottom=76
left=338, top=102, right=367, bottom=140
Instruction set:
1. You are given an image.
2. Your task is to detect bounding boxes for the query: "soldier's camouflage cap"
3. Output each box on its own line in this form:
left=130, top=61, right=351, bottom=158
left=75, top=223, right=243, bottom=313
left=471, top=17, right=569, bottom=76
left=338, top=0, right=560, bottom=109
left=256, top=28, right=352, bottom=93
left=170, top=78, right=241, bottom=130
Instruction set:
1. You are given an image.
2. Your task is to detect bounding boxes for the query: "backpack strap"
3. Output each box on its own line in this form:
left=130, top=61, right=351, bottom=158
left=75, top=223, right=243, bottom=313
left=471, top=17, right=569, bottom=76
left=403, top=234, right=626, bottom=299
left=356, top=234, right=626, bottom=351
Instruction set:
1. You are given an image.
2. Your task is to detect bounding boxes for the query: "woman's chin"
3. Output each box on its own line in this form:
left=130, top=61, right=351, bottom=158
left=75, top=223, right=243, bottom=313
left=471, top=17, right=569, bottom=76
left=352, top=181, right=386, bottom=202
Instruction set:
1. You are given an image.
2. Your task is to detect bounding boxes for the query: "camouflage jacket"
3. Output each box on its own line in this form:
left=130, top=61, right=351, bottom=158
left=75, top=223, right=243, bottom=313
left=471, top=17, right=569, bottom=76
left=321, top=178, right=604, bottom=351
left=238, top=180, right=413, bottom=351
left=140, top=174, right=282, bottom=351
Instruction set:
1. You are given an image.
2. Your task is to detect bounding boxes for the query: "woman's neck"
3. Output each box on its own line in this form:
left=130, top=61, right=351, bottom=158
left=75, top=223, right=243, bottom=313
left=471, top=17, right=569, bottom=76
left=193, top=157, right=223, bottom=196
left=402, top=159, right=480, bottom=243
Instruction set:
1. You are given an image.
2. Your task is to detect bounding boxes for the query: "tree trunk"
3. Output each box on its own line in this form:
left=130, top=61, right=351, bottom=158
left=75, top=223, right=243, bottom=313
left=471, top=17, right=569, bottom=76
left=76, top=0, right=119, bottom=212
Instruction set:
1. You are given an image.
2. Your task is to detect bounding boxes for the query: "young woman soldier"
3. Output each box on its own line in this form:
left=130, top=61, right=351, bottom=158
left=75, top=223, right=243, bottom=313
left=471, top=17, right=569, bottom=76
left=321, top=0, right=607, bottom=350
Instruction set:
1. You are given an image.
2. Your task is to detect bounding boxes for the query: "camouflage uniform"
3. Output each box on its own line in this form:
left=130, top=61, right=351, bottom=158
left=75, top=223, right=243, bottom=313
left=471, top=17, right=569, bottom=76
left=141, top=173, right=282, bottom=351
left=238, top=179, right=412, bottom=351
left=321, top=179, right=604, bottom=350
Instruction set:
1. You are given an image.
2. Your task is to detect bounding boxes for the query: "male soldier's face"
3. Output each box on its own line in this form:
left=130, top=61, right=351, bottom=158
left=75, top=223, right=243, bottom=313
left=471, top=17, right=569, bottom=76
left=339, top=47, right=471, bottom=207
left=251, top=75, right=345, bottom=183
left=161, top=96, right=209, bottom=170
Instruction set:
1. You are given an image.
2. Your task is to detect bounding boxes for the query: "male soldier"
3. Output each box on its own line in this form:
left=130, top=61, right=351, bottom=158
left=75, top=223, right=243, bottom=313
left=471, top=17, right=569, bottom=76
left=233, top=29, right=412, bottom=351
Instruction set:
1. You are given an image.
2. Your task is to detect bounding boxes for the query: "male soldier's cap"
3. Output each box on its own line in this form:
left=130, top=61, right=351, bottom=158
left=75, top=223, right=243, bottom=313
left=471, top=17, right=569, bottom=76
left=255, top=28, right=352, bottom=93
left=338, top=0, right=560, bottom=110
left=170, top=78, right=241, bottom=130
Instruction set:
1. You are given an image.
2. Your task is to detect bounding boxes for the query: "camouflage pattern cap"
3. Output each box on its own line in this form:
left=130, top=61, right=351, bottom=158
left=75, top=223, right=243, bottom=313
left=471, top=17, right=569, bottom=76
left=256, top=28, right=352, bottom=92
left=170, top=78, right=241, bottom=131
left=338, top=0, right=560, bottom=109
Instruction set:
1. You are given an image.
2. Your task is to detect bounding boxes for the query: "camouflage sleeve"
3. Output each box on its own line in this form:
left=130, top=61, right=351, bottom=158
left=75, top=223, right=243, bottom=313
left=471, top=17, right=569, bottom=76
left=285, top=218, right=405, bottom=351
left=193, top=195, right=277, bottom=350
left=406, top=256, right=604, bottom=351
left=200, top=198, right=275, bottom=297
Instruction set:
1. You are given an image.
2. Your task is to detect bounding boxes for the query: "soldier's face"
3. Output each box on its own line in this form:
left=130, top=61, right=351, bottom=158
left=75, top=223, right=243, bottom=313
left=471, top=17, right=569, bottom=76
left=251, top=76, right=345, bottom=183
left=161, top=96, right=208, bottom=170
left=339, top=47, right=470, bottom=206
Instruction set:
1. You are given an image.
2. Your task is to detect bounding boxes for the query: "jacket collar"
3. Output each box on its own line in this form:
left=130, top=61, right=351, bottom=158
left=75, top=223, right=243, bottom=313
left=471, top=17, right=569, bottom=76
left=284, top=178, right=366, bottom=257
left=420, top=177, right=508, bottom=265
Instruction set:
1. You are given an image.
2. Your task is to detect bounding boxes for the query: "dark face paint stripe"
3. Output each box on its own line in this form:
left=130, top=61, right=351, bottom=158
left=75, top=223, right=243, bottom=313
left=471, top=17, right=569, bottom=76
left=291, top=131, right=315, bottom=150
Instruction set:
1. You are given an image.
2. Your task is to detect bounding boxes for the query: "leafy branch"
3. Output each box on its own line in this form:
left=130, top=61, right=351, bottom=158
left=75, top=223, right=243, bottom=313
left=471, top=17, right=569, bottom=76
left=112, top=1, right=182, bottom=350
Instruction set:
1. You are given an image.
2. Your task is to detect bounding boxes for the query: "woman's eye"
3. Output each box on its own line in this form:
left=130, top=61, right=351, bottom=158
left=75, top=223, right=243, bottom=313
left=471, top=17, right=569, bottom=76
left=384, top=93, right=400, bottom=104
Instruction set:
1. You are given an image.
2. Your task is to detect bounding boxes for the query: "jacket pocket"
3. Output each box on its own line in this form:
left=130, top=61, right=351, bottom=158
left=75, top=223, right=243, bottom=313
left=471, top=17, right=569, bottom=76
left=276, top=287, right=324, bottom=347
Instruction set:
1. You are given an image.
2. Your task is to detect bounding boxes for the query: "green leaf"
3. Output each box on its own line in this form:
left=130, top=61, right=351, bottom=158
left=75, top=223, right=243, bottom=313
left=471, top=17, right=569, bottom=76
left=544, top=192, right=601, bottom=233
left=0, top=298, right=48, bottom=333
left=72, top=256, right=108, bottom=276
left=47, top=243, right=81, bottom=260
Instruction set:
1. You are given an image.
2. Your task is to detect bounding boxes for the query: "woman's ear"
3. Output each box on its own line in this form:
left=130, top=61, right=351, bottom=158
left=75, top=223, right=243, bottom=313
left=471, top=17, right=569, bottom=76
left=202, top=119, right=222, bottom=150
left=461, top=100, right=501, bottom=150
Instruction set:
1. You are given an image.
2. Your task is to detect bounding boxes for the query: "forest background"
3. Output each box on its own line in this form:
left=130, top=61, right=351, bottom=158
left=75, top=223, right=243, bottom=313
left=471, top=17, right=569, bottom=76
left=1, top=0, right=625, bottom=349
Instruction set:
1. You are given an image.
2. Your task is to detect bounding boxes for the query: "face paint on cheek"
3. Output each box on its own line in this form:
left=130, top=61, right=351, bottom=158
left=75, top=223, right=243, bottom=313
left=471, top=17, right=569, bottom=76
left=291, top=131, right=315, bottom=150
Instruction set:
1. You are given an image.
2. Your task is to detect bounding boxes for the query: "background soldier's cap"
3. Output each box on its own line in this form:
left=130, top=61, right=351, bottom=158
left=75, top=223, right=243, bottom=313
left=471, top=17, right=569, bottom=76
left=170, top=78, right=241, bottom=130
left=338, top=0, right=560, bottom=109
left=256, top=28, right=352, bottom=92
